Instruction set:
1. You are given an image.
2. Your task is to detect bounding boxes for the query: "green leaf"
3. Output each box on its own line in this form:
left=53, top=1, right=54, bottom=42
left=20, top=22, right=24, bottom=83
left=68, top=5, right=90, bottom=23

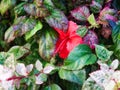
left=25, top=21, right=43, bottom=40
left=0, top=52, right=7, bottom=64
left=27, top=83, right=36, bottom=90
left=43, top=84, right=62, bottom=90
left=77, top=26, right=88, bottom=37
left=8, top=44, right=30, bottom=59
left=0, top=0, right=16, bottom=14
left=0, top=52, right=16, bottom=69
left=39, top=28, right=58, bottom=61
left=63, top=44, right=97, bottom=70
left=112, top=24, right=120, bottom=59
left=52, top=0, right=67, bottom=12
left=4, top=53, right=16, bottom=69
left=44, top=0, right=54, bottom=7
left=87, top=14, right=99, bottom=28
left=44, top=0, right=54, bottom=11
left=95, top=45, right=113, bottom=61
left=14, top=2, right=26, bottom=16
left=59, top=68, right=86, bottom=85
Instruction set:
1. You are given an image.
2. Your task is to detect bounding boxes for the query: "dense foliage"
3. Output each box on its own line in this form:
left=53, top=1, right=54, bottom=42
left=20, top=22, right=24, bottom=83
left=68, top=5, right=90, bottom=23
left=0, top=0, right=120, bottom=90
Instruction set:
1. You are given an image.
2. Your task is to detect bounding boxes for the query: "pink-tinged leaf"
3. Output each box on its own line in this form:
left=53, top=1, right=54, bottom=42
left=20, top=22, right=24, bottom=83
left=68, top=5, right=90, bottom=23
left=14, top=80, right=20, bottom=89
left=83, top=30, right=98, bottom=49
left=15, top=63, right=27, bottom=76
left=24, top=4, right=49, bottom=18
left=100, top=7, right=116, bottom=15
left=43, top=66, right=54, bottom=74
left=104, top=14, right=117, bottom=21
left=90, top=1, right=102, bottom=13
left=26, top=64, right=33, bottom=73
left=45, top=9, right=68, bottom=32
left=71, top=6, right=90, bottom=21
left=98, top=7, right=117, bottom=24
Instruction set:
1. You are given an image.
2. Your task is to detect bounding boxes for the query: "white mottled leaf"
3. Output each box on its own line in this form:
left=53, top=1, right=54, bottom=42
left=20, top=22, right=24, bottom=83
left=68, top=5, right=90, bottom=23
left=26, top=64, right=33, bottom=73
left=104, top=80, right=116, bottom=90
left=99, top=63, right=109, bottom=71
left=35, top=60, right=43, bottom=71
left=4, top=53, right=16, bottom=71
left=110, top=59, right=119, bottom=70
left=15, top=63, right=27, bottom=76
left=43, top=65, right=54, bottom=74
left=89, top=70, right=109, bottom=86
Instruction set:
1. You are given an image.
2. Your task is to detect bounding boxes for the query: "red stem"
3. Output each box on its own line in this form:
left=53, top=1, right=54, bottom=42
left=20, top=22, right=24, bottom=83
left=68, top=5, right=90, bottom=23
left=7, top=76, right=26, bottom=81
left=6, top=71, right=43, bottom=81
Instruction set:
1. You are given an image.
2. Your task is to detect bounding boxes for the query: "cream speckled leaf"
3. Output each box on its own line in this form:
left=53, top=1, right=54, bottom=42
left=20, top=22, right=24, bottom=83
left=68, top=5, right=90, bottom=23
left=35, top=60, right=43, bottom=71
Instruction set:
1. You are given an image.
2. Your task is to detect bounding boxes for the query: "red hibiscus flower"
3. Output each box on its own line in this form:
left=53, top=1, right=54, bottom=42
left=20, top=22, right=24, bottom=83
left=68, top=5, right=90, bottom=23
left=54, top=21, right=83, bottom=59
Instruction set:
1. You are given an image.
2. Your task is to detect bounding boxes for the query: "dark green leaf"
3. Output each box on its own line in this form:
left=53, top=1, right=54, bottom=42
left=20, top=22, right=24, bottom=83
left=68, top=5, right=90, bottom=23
left=52, top=0, right=67, bottom=12
left=112, top=0, right=120, bottom=10
left=63, top=44, right=97, bottom=70
left=59, top=68, right=86, bottom=85
left=43, top=84, right=62, bottom=90
left=112, top=24, right=120, bottom=59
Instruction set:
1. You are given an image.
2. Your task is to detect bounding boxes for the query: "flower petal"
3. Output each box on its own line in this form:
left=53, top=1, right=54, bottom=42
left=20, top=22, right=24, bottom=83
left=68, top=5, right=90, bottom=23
left=59, top=47, right=69, bottom=59
left=67, top=35, right=83, bottom=52
left=67, top=21, right=78, bottom=35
